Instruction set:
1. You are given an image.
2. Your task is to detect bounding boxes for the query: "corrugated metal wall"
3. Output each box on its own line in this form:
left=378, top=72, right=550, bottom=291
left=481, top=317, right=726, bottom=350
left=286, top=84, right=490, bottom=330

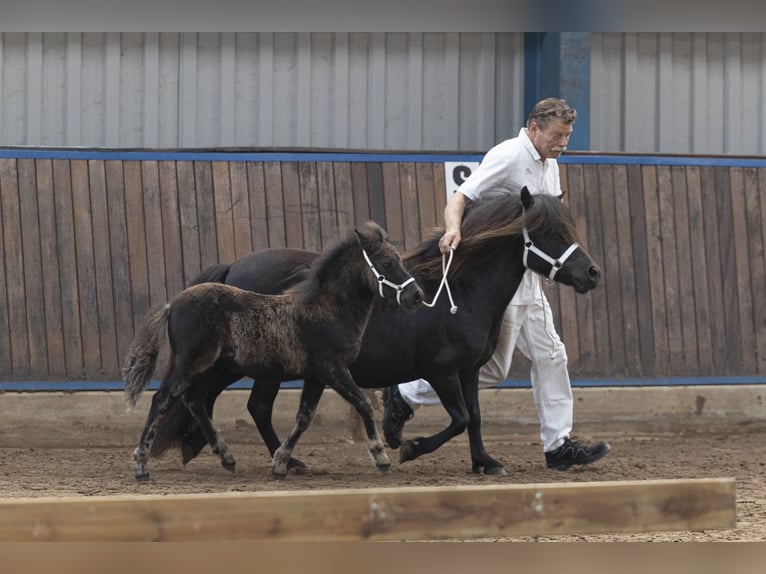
left=0, top=32, right=525, bottom=151
left=591, top=32, right=766, bottom=155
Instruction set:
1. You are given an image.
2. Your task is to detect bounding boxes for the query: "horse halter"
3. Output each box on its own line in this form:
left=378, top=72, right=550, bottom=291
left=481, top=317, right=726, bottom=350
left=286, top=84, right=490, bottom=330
left=362, top=249, right=416, bottom=305
left=522, top=227, right=580, bottom=281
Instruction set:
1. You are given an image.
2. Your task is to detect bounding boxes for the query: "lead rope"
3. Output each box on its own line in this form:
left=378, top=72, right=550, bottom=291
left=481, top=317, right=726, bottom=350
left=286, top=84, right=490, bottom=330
left=423, top=248, right=458, bottom=314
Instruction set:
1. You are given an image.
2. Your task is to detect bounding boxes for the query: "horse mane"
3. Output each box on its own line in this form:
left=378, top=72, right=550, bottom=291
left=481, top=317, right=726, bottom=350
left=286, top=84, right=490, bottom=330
left=286, top=223, right=384, bottom=304
left=403, top=192, right=579, bottom=280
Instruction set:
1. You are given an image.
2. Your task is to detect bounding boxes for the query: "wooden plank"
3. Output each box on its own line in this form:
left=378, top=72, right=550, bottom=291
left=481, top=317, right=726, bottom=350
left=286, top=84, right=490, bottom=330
left=0, top=159, right=29, bottom=378
left=398, top=162, right=421, bottom=251
left=158, top=160, right=185, bottom=297
left=176, top=161, right=203, bottom=283
left=729, top=167, right=755, bottom=373
left=212, top=161, right=237, bottom=263
left=245, top=162, right=270, bottom=251
left=70, top=160, right=102, bottom=379
left=671, top=165, right=699, bottom=374
left=297, top=162, right=320, bottom=251
left=597, top=164, right=625, bottom=376
left=627, top=164, right=654, bottom=376
left=0, top=479, right=735, bottom=542
left=556, top=166, right=579, bottom=368
left=228, top=161, right=254, bottom=260
left=366, top=162, right=386, bottom=229
left=17, top=159, right=48, bottom=378
left=53, top=159, right=84, bottom=378
left=263, top=161, right=287, bottom=248
left=36, top=159, right=66, bottom=376
left=642, top=165, right=669, bottom=375
left=193, top=162, right=219, bottom=269
left=613, top=165, right=640, bottom=377
left=123, top=160, right=150, bottom=335
left=564, top=163, right=594, bottom=374
left=333, top=162, right=355, bottom=234
left=582, top=164, right=607, bottom=374
left=657, top=166, right=683, bottom=375
left=87, top=160, right=119, bottom=377
left=700, top=166, right=727, bottom=373
left=350, top=162, right=371, bottom=224
left=382, top=162, right=404, bottom=251
left=758, top=168, right=766, bottom=374
left=415, top=162, right=437, bottom=238
left=715, top=168, right=740, bottom=373
left=280, top=162, right=304, bottom=249
left=744, top=167, right=766, bottom=374
left=317, top=162, right=340, bottom=247
left=686, top=167, right=713, bottom=375
left=432, top=162, right=447, bottom=222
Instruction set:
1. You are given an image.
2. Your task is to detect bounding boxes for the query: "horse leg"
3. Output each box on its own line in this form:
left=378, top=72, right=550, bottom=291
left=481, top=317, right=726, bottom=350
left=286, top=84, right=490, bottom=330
left=462, top=371, right=506, bottom=476
left=247, top=378, right=306, bottom=469
left=132, top=378, right=180, bottom=481
left=323, top=368, right=390, bottom=474
left=272, top=380, right=325, bottom=478
left=398, top=374, right=470, bottom=466
left=181, top=375, right=236, bottom=472
left=180, top=367, right=240, bottom=465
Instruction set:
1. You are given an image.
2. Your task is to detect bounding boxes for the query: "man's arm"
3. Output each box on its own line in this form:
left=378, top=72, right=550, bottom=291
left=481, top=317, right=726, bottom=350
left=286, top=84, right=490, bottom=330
left=438, top=191, right=469, bottom=254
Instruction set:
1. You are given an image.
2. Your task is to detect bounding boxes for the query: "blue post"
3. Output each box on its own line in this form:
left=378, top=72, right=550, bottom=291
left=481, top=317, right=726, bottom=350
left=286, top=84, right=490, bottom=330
left=524, top=32, right=590, bottom=151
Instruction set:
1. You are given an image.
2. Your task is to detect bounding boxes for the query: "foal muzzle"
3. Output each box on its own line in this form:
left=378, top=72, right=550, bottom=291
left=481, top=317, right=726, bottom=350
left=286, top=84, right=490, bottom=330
left=362, top=249, right=416, bottom=305
left=522, top=227, right=580, bottom=281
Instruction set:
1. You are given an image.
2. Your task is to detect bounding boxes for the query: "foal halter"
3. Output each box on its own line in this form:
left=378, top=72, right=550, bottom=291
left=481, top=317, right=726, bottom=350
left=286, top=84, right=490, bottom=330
left=522, top=227, right=580, bottom=281
left=362, top=249, right=416, bottom=305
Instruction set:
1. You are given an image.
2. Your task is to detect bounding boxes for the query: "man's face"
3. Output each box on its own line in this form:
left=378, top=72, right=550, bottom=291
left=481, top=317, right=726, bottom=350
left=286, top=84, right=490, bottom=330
left=528, top=118, right=573, bottom=160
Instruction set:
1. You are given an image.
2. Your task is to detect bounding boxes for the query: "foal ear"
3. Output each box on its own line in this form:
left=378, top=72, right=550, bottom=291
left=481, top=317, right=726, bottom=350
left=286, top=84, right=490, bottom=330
left=355, top=221, right=386, bottom=246
left=520, top=186, right=534, bottom=210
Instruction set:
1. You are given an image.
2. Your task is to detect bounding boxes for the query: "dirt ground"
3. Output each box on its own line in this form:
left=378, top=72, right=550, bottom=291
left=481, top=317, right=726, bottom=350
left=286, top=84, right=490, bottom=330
left=0, top=422, right=764, bottom=542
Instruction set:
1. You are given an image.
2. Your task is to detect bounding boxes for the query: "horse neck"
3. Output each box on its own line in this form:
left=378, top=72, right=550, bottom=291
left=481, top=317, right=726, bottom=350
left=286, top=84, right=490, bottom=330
left=453, top=236, right=527, bottom=311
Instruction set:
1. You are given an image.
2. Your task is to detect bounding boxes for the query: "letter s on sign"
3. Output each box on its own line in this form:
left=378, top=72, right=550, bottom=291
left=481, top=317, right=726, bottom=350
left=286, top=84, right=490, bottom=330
left=443, top=161, right=480, bottom=201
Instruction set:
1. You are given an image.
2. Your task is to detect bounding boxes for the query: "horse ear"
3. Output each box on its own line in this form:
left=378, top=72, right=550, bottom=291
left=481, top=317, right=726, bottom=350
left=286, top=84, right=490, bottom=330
left=520, top=186, right=534, bottom=210
left=558, top=190, right=567, bottom=201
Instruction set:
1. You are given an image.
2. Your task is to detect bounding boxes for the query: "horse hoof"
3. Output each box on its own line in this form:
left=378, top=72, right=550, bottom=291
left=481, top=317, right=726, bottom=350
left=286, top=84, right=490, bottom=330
left=272, top=468, right=288, bottom=480
left=376, top=463, right=391, bottom=474
left=287, top=457, right=307, bottom=470
left=222, top=460, right=236, bottom=473
left=399, top=440, right=418, bottom=463
left=484, top=466, right=507, bottom=476
left=135, top=471, right=150, bottom=482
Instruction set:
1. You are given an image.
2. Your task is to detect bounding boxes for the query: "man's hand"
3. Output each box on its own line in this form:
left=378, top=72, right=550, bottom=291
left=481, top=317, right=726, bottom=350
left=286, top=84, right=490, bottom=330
left=439, top=229, right=461, bottom=254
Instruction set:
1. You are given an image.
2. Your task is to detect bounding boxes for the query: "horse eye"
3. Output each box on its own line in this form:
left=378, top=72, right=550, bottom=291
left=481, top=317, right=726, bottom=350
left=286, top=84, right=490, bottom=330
left=383, top=260, right=394, bottom=269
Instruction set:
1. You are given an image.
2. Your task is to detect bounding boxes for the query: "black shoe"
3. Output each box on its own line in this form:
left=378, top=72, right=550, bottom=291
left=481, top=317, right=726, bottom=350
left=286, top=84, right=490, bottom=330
left=382, top=386, right=413, bottom=449
left=545, top=436, right=611, bottom=470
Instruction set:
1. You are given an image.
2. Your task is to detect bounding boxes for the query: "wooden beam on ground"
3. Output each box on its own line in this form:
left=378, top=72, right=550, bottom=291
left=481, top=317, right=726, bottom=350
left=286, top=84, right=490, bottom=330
left=0, top=478, right=735, bottom=541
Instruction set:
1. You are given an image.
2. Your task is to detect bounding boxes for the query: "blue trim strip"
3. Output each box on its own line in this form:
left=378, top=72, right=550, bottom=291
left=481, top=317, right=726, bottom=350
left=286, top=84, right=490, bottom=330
left=2, top=376, right=764, bottom=392
left=0, top=148, right=484, bottom=163
left=1, top=147, right=764, bottom=168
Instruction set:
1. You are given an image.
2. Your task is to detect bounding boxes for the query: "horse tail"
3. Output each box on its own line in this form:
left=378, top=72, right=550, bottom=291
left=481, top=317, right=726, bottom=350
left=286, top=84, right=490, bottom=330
left=122, top=304, right=171, bottom=409
left=187, top=263, right=231, bottom=286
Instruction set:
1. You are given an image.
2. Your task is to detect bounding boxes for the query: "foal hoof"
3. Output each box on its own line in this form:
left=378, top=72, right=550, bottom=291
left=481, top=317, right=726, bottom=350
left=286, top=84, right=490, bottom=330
left=222, top=458, right=236, bottom=473
left=288, top=457, right=307, bottom=470
left=135, top=470, right=150, bottom=482
left=376, top=463, right=392, bottom=474
left=271, top=467, right=288, bottom=480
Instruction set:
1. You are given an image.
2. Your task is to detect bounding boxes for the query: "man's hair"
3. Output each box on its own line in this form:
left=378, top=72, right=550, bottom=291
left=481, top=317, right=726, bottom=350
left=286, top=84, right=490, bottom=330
left=526, top=98, right=577, bottom=130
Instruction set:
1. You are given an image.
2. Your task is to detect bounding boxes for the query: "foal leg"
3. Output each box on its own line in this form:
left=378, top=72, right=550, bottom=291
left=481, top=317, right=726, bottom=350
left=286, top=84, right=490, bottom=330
left=325, top=369, right=390, bottom=474
left=182, top=376, right=236, bottom=472
left=272, top=381, right=325, bottom=478
left=462, top=372, right=506, bottom=476
left=132, top=379, right=181, bottom=481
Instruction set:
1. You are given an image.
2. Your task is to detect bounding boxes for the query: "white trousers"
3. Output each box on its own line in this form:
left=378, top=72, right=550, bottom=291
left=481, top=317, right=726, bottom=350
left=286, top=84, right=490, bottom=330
left=398, top=293, right=572, bottom=452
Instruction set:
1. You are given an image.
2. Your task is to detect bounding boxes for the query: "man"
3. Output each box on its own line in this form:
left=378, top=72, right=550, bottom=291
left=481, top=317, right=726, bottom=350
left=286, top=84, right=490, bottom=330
left=383, top=97, right=611, bottom=471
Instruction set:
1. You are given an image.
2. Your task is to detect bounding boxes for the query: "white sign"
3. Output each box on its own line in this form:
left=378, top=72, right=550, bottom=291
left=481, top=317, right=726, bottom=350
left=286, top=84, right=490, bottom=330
left=444, top=161, right=480, bottom=201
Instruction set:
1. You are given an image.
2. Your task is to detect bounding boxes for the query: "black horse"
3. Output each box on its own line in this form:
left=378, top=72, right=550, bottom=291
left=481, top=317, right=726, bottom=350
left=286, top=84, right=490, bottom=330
left=151, top=188, right=601, bottom=476
left=122, top=221, right=423, bottom=481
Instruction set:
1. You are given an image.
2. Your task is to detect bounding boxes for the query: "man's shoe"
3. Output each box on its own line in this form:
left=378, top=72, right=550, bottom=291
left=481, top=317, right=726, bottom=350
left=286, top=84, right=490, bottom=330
left=545, top=436, right=611, bottom=470
left=382, top=386, right=413, bottom=449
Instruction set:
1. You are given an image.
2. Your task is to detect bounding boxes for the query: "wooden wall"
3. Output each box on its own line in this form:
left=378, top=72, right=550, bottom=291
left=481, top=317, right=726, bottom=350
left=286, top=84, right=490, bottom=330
left=0, top=151, right=764, bottom=382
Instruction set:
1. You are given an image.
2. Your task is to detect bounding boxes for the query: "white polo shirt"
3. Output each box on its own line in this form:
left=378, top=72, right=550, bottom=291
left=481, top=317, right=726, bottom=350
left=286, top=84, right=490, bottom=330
left=457, top=127, right=562, bottom=305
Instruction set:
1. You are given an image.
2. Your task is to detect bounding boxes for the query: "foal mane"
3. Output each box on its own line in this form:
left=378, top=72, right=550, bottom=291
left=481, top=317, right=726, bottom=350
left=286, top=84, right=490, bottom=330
left=404, top=192, right=578, bottom=281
